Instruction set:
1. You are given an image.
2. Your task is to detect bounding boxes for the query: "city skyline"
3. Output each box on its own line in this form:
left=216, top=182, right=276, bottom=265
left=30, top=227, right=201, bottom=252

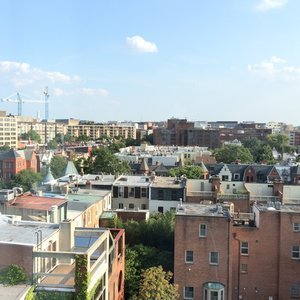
left=1, top=0, right=300, bottom=124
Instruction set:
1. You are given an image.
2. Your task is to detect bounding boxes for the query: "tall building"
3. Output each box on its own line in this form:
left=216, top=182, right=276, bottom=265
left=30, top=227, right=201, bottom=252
left=174, top=202, right=300, bottom=300
left=57, top=119, right=137, bottom=140
left=17, top=116, right=66, bottom=144
left=0, top=111, right=17, bottom=148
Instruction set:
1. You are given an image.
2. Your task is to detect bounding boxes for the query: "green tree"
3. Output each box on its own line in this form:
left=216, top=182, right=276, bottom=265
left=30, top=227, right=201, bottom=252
left=267, top=134, right=294, bottom=157
left=11, top=169, right=42, bottom=192
left=50, top=156, right=68, bottom=178
left=21, top=129, right=41, bottom=143
left=55, top=133, right=73, bottom=144
left=0, top=145, right=10, bottom=151
left=125, top=247, right=142, bottom=299
left=93, top=148, right=130, bottom=174
left=76, top=134, right=90, bottom=142
left=135, top=266, right=179, bottom=300
left=256, top=144, right=275, bottom=164
left=213, top=145, right=253, bottom=163
left=47, top=139, right=58, bottom=150
left=167, top=165, right=203, bottom=179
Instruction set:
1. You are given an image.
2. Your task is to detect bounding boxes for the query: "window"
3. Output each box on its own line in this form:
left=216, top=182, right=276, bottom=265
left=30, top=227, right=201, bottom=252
left=129, top=203, right=134, bottom=209
left=241, top=263, right=248, bottom=273
left=234, top=173, right=240, bottom=181
left=292, top=246, right=300, bottom=259
left=199, top=224, right=207, bottom=238
left=141, top=204, right=147, bottom=209
left=129, top=187, right=134, bottom=197
left=158, top=189, right=164, bottom=200
left=240, top=242, right=249, bottom=255
left=209, top=252, right=219, bottom=265
left=171, top=190, right=177, bottom=200
left=185, top=250, right=194, bottom=263
left=158, top=206, right=164, bottom=213
left=184, top=286, right=194, bottom=299
left=203, top=282, right=225, bottom=300
left=294, top=223, right=300, bottom=232
left=118, top=203, right=124, bottom=209
left=291, top=283, right=300, bottom=298
left=222, top=175, right=229, bottom=181
left=141, top=188, right=147, bottom=198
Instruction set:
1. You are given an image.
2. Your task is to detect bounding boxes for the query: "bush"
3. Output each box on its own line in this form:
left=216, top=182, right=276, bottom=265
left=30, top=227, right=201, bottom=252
left=6, top=264, right=28, bottom=285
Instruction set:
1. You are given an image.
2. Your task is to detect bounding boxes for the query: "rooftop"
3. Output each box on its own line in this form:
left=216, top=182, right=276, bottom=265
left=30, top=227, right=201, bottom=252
left=114, top=175, right=151, bottom=187
left=9, top=194, right=67, bottom=211
left=176, top=203, right=230, bottom=218
left=151, top=176, right=184, bottom=189
left=0, top=214, right=58, bottom=245
left=255, top=202, right=300, bottom=213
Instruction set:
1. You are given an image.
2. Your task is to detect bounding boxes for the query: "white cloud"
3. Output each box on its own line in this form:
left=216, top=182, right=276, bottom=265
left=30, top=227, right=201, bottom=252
left=256, top=0, right=287, bottom=11
left=80, top=88, right=109, bottom=97
left=248, top=56, right=300, bottom=81
left=52, top=87, right=65, bottom=96
left=126, top=35, right=158, bottom=53
left=0, top=60, right=81, bottom=87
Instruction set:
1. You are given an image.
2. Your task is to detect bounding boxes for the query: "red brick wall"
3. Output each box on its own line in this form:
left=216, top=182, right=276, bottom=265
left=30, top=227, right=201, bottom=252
left=174, top=215, right=232, bottom=300
left=0, top=243, right=33, bottom=276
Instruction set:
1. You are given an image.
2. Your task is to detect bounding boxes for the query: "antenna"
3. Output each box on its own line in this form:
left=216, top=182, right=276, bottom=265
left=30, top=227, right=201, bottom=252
left=44, top=86, right=50, bottom=120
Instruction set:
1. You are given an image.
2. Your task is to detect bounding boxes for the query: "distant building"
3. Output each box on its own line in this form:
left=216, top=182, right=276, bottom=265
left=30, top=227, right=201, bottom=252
left=0, top=149, right=39, bottom=180
left=0, top=111, right=17, bottom=148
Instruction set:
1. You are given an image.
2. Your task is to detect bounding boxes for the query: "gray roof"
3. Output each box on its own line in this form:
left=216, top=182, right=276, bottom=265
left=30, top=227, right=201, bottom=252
left=0, top=215, right=58, bottom=245
left=63, top=160, right=79, bottom=176
left=0, top=149, right=21, bottom=159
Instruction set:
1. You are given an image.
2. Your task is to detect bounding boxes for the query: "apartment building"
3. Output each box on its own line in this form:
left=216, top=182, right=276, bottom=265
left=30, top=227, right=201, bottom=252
left=58, top=119, right=137, bottom=140
left=174, top=202, right=300, bottom=300
left=17, top=116, right=66, bottom=144
left=0, top=110, right=17, bottom=148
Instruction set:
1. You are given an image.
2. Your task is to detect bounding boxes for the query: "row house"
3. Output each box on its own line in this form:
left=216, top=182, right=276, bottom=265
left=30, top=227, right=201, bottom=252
left=174, top=202, right=300, bottom=300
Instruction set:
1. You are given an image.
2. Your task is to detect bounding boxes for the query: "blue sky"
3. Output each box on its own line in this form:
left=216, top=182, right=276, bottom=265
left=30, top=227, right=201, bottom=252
left=0, top=0, right=300, bottom=124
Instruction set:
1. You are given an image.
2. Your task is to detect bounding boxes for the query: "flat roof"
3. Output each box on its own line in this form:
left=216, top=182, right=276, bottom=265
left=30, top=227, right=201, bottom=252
left=114, top=175, right=151, bottom=187
left=151, top=176, right=183, bottom=189
left=0, top=215, right=58, bottom=245
left=9, top=194, right=67, bottom=211
left=176, top=203, right=229, bottom=218
left=255, top=203, right=300, bottom=213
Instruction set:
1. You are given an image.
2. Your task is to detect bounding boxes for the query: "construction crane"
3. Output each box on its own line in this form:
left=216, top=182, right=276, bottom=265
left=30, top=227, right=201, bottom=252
left=1, top=87, right=50, bottom=120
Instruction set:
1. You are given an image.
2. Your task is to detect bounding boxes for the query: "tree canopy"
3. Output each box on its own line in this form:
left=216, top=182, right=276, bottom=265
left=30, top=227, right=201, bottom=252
left=21, top=129, right=41, bottom=143
left=135, top=266, right=179, bottom=300
left=11, top=169, right=42, bottom=192
left=167, top=165, right=203, bottom=179
left=267, top=133, right=294, bottom=156
left=213, top=144, right=253, bottom=164
left=50, top=156, right=68, bottom=178
left=86, top=147, right=130, bottom=175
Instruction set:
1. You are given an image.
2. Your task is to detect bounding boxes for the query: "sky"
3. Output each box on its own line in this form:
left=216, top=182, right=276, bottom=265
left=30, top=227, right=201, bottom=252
left=0, top=0, right=300, bottom=124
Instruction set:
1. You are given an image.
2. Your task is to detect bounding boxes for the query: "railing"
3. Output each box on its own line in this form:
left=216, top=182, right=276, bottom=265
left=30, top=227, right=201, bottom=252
left=250, top=195, right=281, bottom=202
left=187, top=191, right=215, bottom=197
left=283, top=198, right=300, bottom=205
left=217, top=194, right=248, bottom=200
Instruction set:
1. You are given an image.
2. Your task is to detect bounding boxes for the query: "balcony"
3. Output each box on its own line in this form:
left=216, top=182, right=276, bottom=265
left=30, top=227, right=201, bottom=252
left=233, top=212, right=255, bottom=227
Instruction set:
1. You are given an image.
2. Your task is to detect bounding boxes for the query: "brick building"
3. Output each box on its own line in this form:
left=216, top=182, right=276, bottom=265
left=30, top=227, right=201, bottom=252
left=174, top=202, right=300, bottom=300
left=153, top=118, right=272, bottom=148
